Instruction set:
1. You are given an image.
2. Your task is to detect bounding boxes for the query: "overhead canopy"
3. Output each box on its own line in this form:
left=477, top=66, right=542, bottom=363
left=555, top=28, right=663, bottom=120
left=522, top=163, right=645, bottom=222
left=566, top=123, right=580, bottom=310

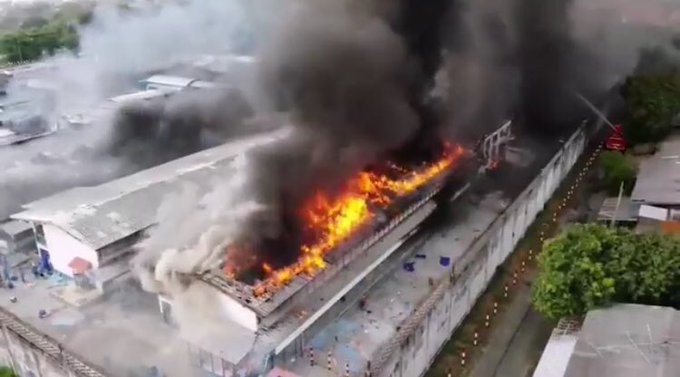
left=68, top=257, right=92, bottom=275
left=267, top=367, right=302, bottom=377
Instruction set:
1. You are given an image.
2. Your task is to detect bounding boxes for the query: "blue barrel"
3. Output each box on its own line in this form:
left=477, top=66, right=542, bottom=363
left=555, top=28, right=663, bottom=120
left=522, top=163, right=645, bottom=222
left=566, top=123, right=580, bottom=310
left=39, top=249, right=53, bottom=275
left=439, top=256, right=451, bottom=267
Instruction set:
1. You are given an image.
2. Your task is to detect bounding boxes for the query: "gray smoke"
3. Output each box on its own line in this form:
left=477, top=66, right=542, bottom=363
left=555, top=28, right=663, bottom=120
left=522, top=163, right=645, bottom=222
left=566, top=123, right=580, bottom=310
left=513, top=0, right=680, bottom=134
left=632, top=43, right=680, bottom=76
left=238, top=2, right=420, bottom=247
left=430, top=0, right=680, bottom=139
left=0, top=0, right=279, bottom=219
left=106, top=87, right=259, bottom=168
left=433, top=0, right=518, bottom=140
left=132, top=0, right=423, bottom=288
left=133, top=155, right=263, bottom=295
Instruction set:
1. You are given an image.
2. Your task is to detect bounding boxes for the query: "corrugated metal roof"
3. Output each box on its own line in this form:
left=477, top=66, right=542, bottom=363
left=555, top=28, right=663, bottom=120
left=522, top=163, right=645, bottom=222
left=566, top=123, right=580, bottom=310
left=108, top=89, right=173, bottom=104
left=597, top=197, right=639, bottom=222
left=0, top=220, right=32, bottom=236
left=11, top=129, right=288, bottom=250
left=188, top=80, right=218, bottom=89
left=141, top=75, right=196, bottom=88
left=563, top=304, right=680, bottom=377
left=631, top=133, right=680, bottom=206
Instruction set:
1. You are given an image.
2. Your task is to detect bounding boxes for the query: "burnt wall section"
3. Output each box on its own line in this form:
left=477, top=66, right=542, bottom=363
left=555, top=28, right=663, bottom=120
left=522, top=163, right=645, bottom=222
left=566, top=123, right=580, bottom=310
left=371, top=125, right=587, bottom=377
left=0, top=308, right=107, bottom=377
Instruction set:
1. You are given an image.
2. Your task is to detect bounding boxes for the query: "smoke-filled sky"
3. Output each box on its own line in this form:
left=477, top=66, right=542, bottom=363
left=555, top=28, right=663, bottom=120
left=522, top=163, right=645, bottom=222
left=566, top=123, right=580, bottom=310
left=0, top=0, right=284, bottom=219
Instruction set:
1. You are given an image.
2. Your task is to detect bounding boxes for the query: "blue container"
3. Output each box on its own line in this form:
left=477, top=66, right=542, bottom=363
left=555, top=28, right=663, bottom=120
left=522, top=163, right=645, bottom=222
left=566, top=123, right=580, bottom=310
left=439, top=256, right=451, bottom=267
left=39, top=249, right=53, bottom=275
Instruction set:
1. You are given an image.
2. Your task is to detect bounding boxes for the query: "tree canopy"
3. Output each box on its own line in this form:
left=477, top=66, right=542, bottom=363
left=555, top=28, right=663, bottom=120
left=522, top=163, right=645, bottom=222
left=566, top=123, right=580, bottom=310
left=533, top=224, right=680, bottom=320
left=622, top=72, right=680, bottom=145
left=622, top=44, right=680, bottom=146
left=598, top=151, right=637, bottom=195
left=0, top=20, right=79, bottom=64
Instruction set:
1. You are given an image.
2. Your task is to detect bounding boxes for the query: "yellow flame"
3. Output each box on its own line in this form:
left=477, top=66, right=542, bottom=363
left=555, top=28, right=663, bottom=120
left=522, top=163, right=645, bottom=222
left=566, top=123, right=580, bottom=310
left=250, top=144, right=469, bottom=297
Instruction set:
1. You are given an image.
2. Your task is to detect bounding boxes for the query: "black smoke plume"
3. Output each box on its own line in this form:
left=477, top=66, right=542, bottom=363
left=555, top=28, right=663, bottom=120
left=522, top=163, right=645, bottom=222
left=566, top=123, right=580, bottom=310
left=233, top=3, right=424, bottom=267
left=514, top=0, right=606, bottom=136
left=106, top=87, right=260, bottom=167
left=231, top=0, right=647, bottom=272
left=228, top=0, right=601, bottom=270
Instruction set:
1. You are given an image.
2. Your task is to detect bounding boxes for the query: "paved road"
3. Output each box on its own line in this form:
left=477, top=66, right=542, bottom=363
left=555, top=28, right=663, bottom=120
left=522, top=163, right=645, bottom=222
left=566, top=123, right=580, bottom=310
left=492, top=308, right=553, bottom=377
left=470, top=272, right=553, bottom=377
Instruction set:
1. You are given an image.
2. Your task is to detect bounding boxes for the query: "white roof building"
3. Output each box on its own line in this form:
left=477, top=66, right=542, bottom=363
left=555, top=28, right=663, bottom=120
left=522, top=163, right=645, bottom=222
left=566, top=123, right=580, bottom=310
left=188, top=54, right=257, bottom=76
left=140, top=75, right=224, bottom=92
left=533, top=304, right=680, bottom=377
left=631, top=133, right=680, bottom=207
left=141, top=75, right=198, bottom=91
left=108, top=88, right=175, bottom=104
left=11, top=128, right=287, bottom=279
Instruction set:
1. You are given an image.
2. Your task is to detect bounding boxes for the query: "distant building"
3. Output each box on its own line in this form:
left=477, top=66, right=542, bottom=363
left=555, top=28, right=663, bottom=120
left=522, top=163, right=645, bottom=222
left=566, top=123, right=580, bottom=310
left=628, top=132, right=680, bottom=230
left=141, top=75, right=197, bottom=92
left=139, top=75, right=219, bottom=92
left=11, top=129, right=286, bottom=292
left=108, top=88, right=175, bottom=104
left=0, top=220, right=34, bottom=255
left=631, top=133, right=680, bottom=208
left=58, top=102, right=118, bottom=129
left=187, top=54, right=257, bottom=77
left=0, top=71, right=10, bottom=94
left=533, top=304, right=680, bottom=377
left=596, top=196, right=639, bottom=225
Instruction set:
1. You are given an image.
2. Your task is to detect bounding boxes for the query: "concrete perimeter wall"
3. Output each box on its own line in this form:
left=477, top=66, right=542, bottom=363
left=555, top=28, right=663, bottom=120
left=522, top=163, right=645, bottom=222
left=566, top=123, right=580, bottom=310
left=0, top=326, right=70, bottom=377
left=372, top=126, right=587, bottom=377
left=0, top=308, right=106, bottom=377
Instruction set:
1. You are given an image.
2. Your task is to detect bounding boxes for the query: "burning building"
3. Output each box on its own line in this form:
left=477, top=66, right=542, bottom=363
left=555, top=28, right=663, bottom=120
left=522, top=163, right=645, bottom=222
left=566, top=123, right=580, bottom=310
left=221, top=143, right=469, bottom=296
left=149, top=120, right=512, bottom=375
left=11, top=128, right=287, bottom=291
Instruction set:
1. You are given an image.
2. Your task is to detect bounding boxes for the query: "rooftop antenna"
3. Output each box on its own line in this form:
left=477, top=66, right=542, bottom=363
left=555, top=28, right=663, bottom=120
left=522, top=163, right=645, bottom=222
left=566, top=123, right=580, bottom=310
left=572, top=91, right=618, bottom=132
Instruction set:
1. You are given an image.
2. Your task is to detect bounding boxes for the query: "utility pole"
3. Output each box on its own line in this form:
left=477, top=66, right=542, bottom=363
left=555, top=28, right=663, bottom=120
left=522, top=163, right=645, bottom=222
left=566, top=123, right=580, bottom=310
left=610, top=181, right=625, bottom=228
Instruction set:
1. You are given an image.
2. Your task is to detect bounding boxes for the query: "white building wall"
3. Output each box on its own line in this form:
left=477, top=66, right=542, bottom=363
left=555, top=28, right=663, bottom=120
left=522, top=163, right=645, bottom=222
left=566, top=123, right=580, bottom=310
left=160, top=281, right=259, bottom=333
left=375, top=127, right=587, bottom=377
left=215, top=288, right=259, bottom=332
left=42, top=224, right=99, bottom=278
left=3, top=325, right=76, bottom=377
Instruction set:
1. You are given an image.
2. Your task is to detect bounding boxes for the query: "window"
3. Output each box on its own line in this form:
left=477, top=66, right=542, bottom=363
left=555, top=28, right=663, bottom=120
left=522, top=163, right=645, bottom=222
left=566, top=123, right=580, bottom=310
left=160, top=300, right=173, bottom=325
left=34, top=224, right=46, bottom=246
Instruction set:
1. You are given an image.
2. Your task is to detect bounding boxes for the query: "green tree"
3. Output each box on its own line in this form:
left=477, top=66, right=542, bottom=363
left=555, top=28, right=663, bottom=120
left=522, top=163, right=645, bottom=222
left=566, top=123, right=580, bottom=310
left=533, top=225, right=617, bottom=319
left=533, top=224, right=680, bottom=320
left=598, top=151, right=637, bottom=195
left=622, top=72, right=680, bottom=145
left=0, top=367, right=16, bottom=377
left=0, top=20, right=79, bottom=64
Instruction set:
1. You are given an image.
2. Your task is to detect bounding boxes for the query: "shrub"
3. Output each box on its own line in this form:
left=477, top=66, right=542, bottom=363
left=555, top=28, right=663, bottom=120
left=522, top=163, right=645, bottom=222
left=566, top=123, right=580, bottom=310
left=599, top=151, right=637, bottom=195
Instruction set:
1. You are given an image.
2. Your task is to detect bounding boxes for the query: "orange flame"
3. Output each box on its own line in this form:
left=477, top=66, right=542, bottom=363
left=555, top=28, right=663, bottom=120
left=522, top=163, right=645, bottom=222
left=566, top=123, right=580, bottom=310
left=247, top=145, right=468, bottom=297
